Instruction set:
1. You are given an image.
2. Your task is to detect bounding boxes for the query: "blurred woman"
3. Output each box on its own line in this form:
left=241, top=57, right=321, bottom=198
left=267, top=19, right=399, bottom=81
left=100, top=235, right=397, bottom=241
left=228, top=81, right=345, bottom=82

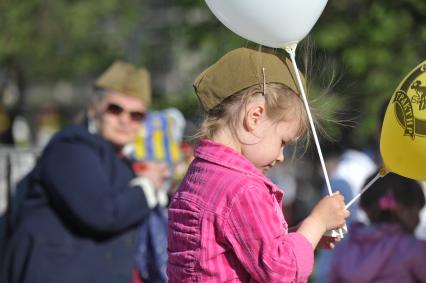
left=1, top=61, right=169, bottom=283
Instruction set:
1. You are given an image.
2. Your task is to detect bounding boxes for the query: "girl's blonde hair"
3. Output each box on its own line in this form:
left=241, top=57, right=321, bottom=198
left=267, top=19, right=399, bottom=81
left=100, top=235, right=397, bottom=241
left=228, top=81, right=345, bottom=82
left=195, top=82, right=311, bottom=150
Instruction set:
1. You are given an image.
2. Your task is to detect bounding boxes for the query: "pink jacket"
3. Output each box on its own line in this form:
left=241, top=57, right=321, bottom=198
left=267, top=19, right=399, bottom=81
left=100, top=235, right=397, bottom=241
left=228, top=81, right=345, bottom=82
left=168, top=139, right=314, bottom=282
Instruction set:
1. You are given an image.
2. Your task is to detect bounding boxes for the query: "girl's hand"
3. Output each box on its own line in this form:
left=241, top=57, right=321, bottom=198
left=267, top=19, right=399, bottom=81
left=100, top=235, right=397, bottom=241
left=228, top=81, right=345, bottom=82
left=316, top=236, right=341, bottom=250
left=310, top=191, right=350, bottom=232
left=297, top=191, right=350, bottom=249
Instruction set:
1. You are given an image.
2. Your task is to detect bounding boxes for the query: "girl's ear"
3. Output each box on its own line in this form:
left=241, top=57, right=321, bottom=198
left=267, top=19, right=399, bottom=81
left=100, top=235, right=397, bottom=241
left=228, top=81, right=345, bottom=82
left=244, top=102, right=266, bottom=131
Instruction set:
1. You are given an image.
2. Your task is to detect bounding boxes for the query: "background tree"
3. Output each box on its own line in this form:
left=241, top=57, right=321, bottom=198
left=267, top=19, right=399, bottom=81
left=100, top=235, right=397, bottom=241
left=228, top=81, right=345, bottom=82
left=0, top=0, right=425, bottom=149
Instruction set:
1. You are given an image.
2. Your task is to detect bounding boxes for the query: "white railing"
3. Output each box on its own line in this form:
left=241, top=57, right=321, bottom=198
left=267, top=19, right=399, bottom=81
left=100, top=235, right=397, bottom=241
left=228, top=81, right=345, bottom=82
left=0, top=146, right=41, bottom=249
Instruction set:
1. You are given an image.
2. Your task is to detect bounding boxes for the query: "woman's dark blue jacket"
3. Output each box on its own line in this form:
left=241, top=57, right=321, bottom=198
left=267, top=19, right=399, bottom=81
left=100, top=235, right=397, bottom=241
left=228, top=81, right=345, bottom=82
left=1, top=125, right=151, bottom=283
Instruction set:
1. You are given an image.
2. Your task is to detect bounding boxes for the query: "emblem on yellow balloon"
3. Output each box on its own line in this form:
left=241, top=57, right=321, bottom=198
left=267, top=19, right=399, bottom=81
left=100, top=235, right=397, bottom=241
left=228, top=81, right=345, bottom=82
left=380, top=61, right=426, bottom=181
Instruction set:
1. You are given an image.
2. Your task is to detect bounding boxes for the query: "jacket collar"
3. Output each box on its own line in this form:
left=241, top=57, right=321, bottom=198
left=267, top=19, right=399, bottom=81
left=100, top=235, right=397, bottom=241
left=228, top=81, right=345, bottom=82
left=194, top=139, right=283, bottom=201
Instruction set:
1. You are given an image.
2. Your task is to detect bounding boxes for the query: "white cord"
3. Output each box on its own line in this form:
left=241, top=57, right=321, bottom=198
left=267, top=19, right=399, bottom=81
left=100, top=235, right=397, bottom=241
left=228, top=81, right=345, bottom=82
left=345, top=167, right=388, bottom=209
left=284, top=43, right=342, bottom=238
left=284, top=44, right=333, bottom=196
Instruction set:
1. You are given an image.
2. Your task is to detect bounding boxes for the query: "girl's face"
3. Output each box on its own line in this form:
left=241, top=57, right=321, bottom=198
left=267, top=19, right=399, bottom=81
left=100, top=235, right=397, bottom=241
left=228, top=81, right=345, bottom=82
left=94, top=92, right=147, bottom=148
left=241, top=116, right=301, bottom=173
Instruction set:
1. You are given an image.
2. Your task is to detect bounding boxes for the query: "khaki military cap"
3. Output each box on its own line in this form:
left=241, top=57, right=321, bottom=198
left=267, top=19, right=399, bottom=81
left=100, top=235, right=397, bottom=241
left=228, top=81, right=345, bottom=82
left=193, top=47, right=304, bottom=112
left=95, top=60, right=151, bottom=106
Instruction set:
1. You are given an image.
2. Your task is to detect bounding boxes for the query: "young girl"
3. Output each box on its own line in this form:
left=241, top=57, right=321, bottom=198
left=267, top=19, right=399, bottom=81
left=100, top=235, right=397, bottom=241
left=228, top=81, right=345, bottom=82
left=330, top=172, right=426, bottom=283
left=167, top=47, right=350, bottom=283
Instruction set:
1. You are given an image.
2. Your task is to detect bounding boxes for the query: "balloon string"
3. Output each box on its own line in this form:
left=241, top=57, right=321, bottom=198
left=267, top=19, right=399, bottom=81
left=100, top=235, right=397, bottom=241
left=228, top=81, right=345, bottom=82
left=345, top=167, right=389, bottom=209
left=285, top=45, right=343, bottom=238
left=284, top=44, right=333, bottom=197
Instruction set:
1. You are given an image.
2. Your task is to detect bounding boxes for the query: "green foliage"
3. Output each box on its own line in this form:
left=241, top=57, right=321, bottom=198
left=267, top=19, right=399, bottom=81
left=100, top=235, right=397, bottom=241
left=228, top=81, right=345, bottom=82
left=1, top=0, right=425, bottom=148
left=313, top=0, right=426, bottom=146
left=0, top=0, right=143, bottom=81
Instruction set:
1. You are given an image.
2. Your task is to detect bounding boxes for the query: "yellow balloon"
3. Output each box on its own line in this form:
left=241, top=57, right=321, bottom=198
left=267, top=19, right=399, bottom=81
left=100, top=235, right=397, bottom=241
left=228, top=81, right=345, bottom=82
left=380, top=60, right=426, bottom=181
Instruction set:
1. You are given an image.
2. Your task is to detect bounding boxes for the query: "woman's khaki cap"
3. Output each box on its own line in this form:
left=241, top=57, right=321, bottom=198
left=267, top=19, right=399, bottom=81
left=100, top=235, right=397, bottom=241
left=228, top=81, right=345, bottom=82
left=193, top=47, right=304, bottom=111
left=95, top=60, right=151, bottom=106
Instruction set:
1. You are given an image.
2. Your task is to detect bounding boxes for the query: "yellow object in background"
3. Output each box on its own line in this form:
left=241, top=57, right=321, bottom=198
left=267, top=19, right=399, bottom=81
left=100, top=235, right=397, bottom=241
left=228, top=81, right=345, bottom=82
left=131, top=108, right=186, bottom=168
left=380, top=61, right=426, bottom=181
left=152, top=117, right=166, bottom=161
left=134, top=128, right=146, bottom=160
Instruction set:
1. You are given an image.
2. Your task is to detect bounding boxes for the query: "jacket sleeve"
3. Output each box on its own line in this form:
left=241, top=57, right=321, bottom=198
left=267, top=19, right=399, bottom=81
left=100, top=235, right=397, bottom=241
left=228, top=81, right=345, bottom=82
left=39, top=140, right=151, bottom=235
left=223, top=186, right=314, bottom=283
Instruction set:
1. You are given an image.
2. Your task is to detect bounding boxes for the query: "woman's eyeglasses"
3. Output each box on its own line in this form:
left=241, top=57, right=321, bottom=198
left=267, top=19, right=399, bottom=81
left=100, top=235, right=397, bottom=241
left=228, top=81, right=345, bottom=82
left=104, top=103, right=146, bottom=122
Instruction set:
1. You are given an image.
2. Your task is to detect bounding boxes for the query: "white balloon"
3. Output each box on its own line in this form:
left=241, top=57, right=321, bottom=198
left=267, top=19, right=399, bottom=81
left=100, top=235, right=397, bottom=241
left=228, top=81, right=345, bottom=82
left=205, top=0, right=328, bottom=48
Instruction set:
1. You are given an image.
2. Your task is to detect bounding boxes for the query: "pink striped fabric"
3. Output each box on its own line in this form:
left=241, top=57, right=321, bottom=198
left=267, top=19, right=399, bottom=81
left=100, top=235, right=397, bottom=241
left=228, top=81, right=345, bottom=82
left=168, top=139, right=314, bottom=282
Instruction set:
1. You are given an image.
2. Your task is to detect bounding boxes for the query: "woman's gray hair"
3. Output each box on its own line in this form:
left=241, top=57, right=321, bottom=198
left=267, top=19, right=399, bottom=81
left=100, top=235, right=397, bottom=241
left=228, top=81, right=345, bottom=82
left=86, top=87, right=108, bottom=134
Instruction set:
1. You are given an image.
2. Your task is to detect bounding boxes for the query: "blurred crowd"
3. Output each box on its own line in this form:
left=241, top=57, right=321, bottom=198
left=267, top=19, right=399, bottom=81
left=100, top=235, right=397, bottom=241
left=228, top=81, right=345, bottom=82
left=0, top=58, right=425, bottom=283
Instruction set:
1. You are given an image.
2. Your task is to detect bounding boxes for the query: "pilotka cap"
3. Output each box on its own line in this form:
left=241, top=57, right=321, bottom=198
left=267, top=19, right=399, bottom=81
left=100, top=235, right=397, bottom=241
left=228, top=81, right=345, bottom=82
left=95, top=60, right=151, bottom=106
left=193, top=47, right=304, bottom=112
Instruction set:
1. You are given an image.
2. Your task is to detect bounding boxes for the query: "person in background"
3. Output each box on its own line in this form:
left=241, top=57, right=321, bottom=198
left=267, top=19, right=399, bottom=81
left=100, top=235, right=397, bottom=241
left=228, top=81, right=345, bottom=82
left=167, top=47, right=350, bottom=283
left=313, top=148, right=377, bottom=282
left=330, top=172, right=426, bottom=283
left=314, top=100, right=387, bottom=283
left=0, top=61, right=170, bottom=283
left=124, top=107, right=187, bottom=283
